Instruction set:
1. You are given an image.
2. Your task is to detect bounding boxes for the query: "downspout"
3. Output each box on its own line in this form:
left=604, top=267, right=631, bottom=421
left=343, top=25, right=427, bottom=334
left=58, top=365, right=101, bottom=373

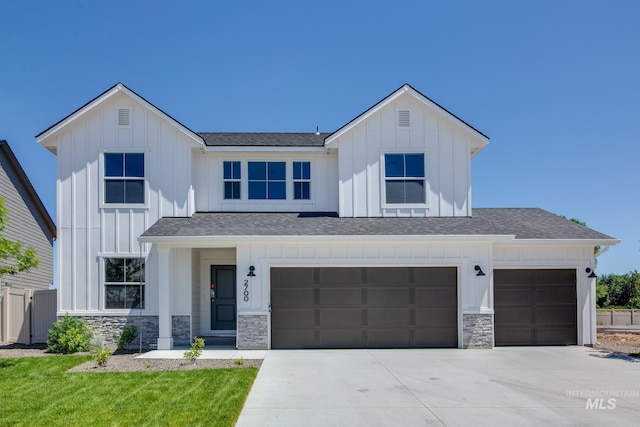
left=595, top=244, right=611, bottom=258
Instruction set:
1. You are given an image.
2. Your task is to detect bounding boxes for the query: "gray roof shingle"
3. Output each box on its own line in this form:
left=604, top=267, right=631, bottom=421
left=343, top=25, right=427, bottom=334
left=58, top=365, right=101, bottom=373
left=198, top=132, right=331, bottom=147
left=140, top=208, right=616, bottom=241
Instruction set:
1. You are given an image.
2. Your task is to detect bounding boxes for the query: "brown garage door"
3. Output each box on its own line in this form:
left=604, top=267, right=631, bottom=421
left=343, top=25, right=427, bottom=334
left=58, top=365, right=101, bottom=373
left=494, top=269, right=577, bottom=346
left=271, top=267, right=457, bottom=349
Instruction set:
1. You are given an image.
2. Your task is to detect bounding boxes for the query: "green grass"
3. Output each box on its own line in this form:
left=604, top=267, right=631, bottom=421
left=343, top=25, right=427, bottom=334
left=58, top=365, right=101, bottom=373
left=0, top=356, right=258, bottom=426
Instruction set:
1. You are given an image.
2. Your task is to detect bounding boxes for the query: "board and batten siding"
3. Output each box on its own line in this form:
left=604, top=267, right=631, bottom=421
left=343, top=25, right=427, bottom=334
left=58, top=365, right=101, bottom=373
left=0, top=153, right=54, bottom=291
left=193, top=151, right=339, bottom=213
left=335, top=92, right=472, bottom=218
left=54, top=92, right=195, bottom=313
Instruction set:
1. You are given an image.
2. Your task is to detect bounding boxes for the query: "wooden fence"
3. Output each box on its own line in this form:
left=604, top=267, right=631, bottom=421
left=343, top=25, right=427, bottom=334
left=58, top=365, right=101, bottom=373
left=596, top=309, right=640, bottom=326
left=0, top=288, right=57, bottom=344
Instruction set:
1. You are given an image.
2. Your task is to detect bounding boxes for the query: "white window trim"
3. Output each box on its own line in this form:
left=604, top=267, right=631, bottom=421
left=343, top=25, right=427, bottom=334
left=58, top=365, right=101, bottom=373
left=99, top=149, right=150, bottom=209
left=380, top=151, right=429, bottom=209
left=222, top=160, right=242, bottom=200
left=101, top=255, right=148, bottom=313
left=246, top=160, right=288, bottom=202
left=292, top=160, right=313, bottom=201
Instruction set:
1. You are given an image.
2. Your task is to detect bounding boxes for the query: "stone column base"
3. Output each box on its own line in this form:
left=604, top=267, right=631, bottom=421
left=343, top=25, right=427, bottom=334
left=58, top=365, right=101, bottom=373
left=237, top=314, right=268, bottom=349
left=463, top=313, right=494, bottom=349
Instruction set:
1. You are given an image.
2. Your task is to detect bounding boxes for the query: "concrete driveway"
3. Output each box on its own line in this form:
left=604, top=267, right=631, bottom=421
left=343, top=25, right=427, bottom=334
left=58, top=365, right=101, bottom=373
left=236, top=347, right=640, bottom=426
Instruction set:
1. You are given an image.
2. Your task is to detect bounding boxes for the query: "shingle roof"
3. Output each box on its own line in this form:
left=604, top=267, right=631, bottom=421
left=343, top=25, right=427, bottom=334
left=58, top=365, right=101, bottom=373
left=198, top=132, right=331, bottom=147
left=140, top=208, right=615, bottom=241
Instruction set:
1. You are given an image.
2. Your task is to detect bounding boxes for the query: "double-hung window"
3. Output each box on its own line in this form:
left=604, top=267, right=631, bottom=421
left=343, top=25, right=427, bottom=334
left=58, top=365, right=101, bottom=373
left=293, top=161, right=311, bottom=200
left=384, top=153, right=425, bottom=204
left=223, top=161, right=241, bottom=199
left=248, top=161, right=286, bottom=199
left=104, top=258, right=145, bottom=309
left=104, top=153, right=145, bottom=204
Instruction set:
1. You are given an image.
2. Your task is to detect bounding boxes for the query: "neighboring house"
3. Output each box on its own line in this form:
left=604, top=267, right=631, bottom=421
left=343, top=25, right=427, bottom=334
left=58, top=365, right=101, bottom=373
left=0, top=140, right=56, bottom=344
left=36, top=83, right=618, bottom=350
left=0, top=140, right=55, bottom=290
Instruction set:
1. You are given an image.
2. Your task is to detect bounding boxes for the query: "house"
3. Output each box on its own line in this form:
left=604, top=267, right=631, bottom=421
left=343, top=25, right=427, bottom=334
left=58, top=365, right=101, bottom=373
left=0, top=140, right=56, bottom=343
left=36, top=83, right=618, bottom=350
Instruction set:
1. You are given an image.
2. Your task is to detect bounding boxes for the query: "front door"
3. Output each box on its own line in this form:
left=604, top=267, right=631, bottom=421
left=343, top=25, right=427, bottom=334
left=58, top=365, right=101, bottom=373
left=210, top=266, right=237, bottom=330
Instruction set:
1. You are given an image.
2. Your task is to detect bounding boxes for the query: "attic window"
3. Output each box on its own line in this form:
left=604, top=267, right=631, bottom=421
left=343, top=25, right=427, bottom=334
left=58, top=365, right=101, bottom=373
left=398, top=110, right=410, bottom=127
left=118, top=108, right=130, bottom=126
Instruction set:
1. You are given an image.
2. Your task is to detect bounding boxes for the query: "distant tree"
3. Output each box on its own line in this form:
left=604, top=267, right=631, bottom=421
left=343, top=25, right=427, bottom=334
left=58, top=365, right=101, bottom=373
left=597, top=271, right=640, bottom=308
left=0, top=197, right=39, bottom=277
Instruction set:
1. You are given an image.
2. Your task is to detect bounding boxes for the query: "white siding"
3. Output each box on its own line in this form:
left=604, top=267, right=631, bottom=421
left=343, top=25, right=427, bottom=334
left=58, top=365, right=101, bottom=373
left=54, top=92, right=195, bottom=313
left=334, top=92, right=473, bottom=217
left=193, top=151, right=338, bottom=213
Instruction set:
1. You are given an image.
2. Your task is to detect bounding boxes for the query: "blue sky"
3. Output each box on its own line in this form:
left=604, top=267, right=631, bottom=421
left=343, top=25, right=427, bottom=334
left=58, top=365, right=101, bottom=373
left=0, top=0, right=638, bottom=275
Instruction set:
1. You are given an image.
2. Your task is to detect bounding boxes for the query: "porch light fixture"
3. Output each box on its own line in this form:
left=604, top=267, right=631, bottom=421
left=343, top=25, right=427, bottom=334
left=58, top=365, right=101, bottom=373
left=247, top=266, right=256, bottom=277
left=586, top=267, right=597, bottom=278
left=474, top=265, right=485, bottom=276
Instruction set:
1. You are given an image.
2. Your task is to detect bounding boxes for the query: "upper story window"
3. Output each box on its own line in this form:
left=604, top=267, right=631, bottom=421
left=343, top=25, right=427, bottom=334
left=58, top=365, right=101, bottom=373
left=223, top=161, right=241, bottom=199
left=104, top=257, right=145, bottom=309
left=248, top=161, right=286, bottom=200
left=384, top=153, right=425, bottom=204
left=104, top=153, right=144, bottom=204
left=293, top=161, right=311, bottom=200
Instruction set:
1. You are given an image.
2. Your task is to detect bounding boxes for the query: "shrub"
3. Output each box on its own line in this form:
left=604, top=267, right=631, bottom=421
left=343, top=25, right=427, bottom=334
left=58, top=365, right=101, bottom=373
left=114, top=325, right=138, bottom=350
left=93, top=346, right=112, bottom=367
left=183, top=336, right=205, bottom=363
left=46, top=315, right=93, bottom=354
left=234, top=357, right=244, bottom=366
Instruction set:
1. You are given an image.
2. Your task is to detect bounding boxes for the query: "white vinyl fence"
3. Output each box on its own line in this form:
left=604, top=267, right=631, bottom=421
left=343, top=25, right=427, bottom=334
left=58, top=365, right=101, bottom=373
left=0, top=288, right=57, bottom=344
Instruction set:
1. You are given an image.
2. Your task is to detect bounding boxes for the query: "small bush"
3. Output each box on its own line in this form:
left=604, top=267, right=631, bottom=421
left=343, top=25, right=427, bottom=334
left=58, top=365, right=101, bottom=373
left=93, top=346, right=112, bottom=367
left=183, top=336, right=205, bottom=363
left=234, top=357, right=244, bottom=366
left=114, top=325, right=138, bottom=350
left=46, top=315, right=93, bottom=354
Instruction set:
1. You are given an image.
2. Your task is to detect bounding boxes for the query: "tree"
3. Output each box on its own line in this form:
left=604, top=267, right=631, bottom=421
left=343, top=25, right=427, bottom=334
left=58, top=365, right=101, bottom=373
left=568, top=218, right=601, bottom=255
left=0, top=197, right=39, bottom=277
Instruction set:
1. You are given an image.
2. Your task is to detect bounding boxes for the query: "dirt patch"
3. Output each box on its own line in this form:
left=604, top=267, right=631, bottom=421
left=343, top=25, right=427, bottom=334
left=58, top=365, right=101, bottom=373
left=595, top=332, right=640, bottom=356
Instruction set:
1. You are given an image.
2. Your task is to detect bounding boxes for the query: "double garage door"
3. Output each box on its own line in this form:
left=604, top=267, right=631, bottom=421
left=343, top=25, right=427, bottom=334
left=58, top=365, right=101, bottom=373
left=271, top=267, right=458, bottom=349
left=494, top=269, right=577, bottom=346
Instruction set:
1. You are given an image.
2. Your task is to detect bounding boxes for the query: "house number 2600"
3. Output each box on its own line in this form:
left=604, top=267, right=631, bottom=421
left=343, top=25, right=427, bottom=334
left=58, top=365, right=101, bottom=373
left=243, top=279, right=249, bottom=302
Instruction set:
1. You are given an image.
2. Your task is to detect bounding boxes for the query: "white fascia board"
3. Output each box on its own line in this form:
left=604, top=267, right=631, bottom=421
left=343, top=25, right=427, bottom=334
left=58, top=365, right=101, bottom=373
left=497, top=238, right=621, bottom=247
left=140, top=234, right=516, bottom=248
left=202, top=146, right=326, bottom=153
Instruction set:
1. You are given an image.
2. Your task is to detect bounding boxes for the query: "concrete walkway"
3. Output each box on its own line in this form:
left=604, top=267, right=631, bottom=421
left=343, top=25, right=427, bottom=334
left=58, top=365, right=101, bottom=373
left=236, top=347, right=640, bottom=426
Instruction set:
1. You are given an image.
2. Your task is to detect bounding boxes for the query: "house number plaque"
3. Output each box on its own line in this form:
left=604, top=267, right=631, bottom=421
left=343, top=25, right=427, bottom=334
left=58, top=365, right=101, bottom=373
left=243, top=279, right=249, bottom=302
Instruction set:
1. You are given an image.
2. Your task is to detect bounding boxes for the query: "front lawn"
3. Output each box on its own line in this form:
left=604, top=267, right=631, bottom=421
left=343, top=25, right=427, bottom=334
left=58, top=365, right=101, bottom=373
left=0, top=356, right=258, bottom=426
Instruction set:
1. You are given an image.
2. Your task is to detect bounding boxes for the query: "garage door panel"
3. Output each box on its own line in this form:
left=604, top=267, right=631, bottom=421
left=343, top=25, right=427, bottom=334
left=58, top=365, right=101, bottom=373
left=319, top=288, right=362, bottom=306
left=319, top=308, right=362, bottom=328
left=415, top=288, right=457, bottom=307
left=271, top=267, right=457, bottom=349
left=368, top=308, right=410, bottom=328
left=368, top=288, right=410, bottom=306
left=272, top=309, right=316, bottom=328
left=495, top=269, right=576, bottom=346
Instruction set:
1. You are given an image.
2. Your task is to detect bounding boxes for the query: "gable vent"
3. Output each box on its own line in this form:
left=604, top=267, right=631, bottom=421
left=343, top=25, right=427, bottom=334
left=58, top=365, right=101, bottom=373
left=118, top=108, right=130, bottom=126
left=398, top=110, right=410, bottom=127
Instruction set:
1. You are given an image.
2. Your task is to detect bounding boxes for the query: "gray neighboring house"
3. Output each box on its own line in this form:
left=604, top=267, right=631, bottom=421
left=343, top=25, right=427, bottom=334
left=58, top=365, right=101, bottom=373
left=0, top=140, right=55, bottom=290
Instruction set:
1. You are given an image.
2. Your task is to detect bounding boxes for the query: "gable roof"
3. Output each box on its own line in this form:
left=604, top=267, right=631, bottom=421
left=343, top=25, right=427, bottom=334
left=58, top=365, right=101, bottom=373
left=36, top=82, right=204, bottom=151
left=0, top=140, right=56, bottom=239
left=199, top=132, right=331, bottom=147
left=324, top=83, right=489, bottom=156
left=140, top=208, right=616, bottom=243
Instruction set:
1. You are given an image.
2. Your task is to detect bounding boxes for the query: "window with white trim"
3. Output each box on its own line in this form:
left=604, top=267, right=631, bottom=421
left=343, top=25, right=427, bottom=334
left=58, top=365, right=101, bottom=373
left=223, top=161, right=241, bottom=199
left=384, top=153, right=425, bottom=204
left=104, top=153, right=145, bottom=204
left=104, top=258, right=145, bottom=309
left=248, top=161, right=286, bottom=199
left=293, top=161, right=311, bottom=200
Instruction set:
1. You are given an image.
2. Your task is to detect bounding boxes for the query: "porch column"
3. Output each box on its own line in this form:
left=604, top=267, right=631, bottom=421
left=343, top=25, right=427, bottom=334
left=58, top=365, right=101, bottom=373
left=157, top=246, right=173, bottom=350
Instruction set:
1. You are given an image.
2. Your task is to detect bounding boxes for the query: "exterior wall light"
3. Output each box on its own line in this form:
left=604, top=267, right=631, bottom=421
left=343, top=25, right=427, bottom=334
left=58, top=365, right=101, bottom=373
left=474, top=265, right=486, bottom=276
left=247, top=266, right=256, bottom=277
left=586, top=267, right=597, bottom=278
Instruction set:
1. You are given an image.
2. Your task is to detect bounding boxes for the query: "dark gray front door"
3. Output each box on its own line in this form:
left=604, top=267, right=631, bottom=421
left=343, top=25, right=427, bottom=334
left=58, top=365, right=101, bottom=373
left=271, top=267, right=458, bottom=349
left=210, top=266, right=236, bottom=330
left=494, top=269, right=577, bottom=346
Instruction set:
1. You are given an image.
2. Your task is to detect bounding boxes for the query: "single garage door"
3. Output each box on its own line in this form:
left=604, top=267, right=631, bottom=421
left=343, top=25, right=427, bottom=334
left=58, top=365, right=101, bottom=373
left=494, top=269, right=577, bottom=346
left=271, top=267, right=457, bottom=349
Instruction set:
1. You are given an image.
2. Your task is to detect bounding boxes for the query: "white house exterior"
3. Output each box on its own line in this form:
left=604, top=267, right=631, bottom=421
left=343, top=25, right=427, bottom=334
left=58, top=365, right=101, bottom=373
left=36, top=83, right=618, bottom=350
